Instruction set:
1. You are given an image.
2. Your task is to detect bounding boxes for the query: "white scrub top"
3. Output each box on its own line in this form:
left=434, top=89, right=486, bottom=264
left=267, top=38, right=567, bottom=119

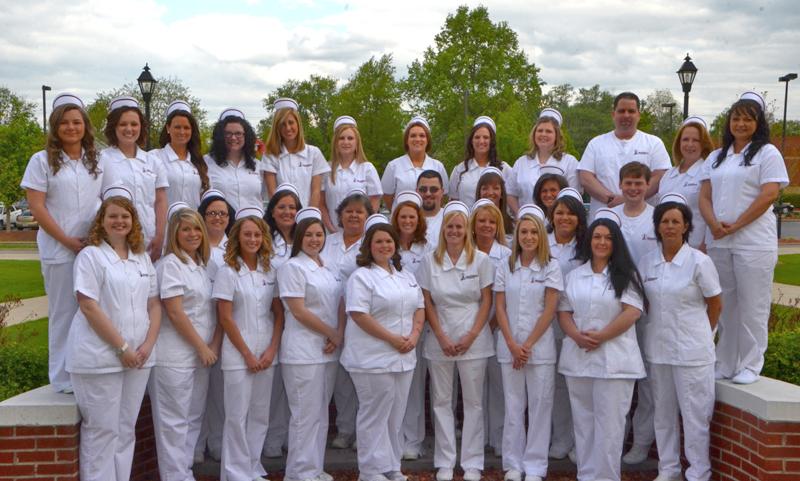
left=204, top=154, right=263, bottom=212
left=637, top=244, right=721, bottom=366
left=578, top=130, right=671, bottom=217
left=277, top=252, right=344, bottom=364
left=399, top=242, right=432, bottom=279
left=150, top=144, right=203, bottom=208
left=548, top=233, right=581, bottom=280
left=418, top=250, right=495, bottom=361
left=507, top=153, right=580, bottom=204
left=320, top=231, right=362, bottom=282
left=449, top=159, right=512, bottom=207
left=381, top=154, right=449, bottom=197
left=323, top=161, right=382, bottom=227
left=155, top=253, right=214, bottom=368
left=557, top=262, right=645, bottom=379
left=207, top=235, right=228, bottom=283
left=699, top=143, right=789, bottom=250
left=658, top=161, right=708, bottom=249
left=494, top=257, right=563, bottom=364
left=100, top=146, right=169, bottom=244
left=271, top=234, right=293, bottom=270
left=20, top=150, right=103, bottom=264
left=424, top=210, right=444, bottom=249
left=341, top=265, right=424, bottom=373
left=212, top=257, right=278, bottom=371
left=66, top=242, right=158, bottom=374
left=261, top=145, right=330, bottom=207
left=611, top=203, right=658, bottom=260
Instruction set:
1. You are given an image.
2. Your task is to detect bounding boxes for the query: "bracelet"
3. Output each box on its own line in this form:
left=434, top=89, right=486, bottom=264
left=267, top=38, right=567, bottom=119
left=114, top=342, right=129, bottom=357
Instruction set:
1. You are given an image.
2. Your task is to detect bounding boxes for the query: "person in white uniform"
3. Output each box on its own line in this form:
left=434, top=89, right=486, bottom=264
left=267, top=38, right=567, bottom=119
left=382, top=116, right=449, bottom=211
left=495, top=204, right=563, bottom=481
left=343, top=215, right=426, bottom=481
left=578, top=92, right=671, bottom=218
left=278, top=207, right=346, bottom=481
left=419, top=201, right=495, bottom=481
left=475, top=167, right=515, bottom=240
left=658, top=117, right=715, bottom=250
left=508, top=108, right=580, bottom=214
left=637, top=194, right=722, bottom=481
left=151, top=100, right=210, bottom=208
left=213, top=207, right=284, bottom=481
left=449, top=116, right=512, bottom=208
left=67, top=186, right=161, bottom=481
left=321, top=116, right=382, bottom=231
left=151, top=204, right=221, bottom=481
left=262, top=98, right=330, bottom=207
left=532, top=168, right=568, bottom=220
left=21, top=92, right=103, bottom=393
left=204, top=109, right=263, bottom=212
left=557, top=209, right=647, bottom=481
left=100, top=96, right=168, bottom=260
left=699, top=91, right=789, bottom=385
left=417, top=170, right=446, bottom=248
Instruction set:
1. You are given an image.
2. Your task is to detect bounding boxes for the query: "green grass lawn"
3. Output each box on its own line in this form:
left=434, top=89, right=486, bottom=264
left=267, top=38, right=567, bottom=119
left=1, top=317, right=48, bottom=350
left=775, top=254, right=800, bottom=287
left=0, top=242, right=38, bottom=250
left=0, top=260, right=44, bottom=299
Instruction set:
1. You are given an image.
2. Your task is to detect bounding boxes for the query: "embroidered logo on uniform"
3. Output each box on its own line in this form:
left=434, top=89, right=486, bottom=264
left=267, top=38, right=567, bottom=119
left=644, top=276, right=658, bottom=282
left=412, top=258, right=421, bottom=264
left=531, top=278, right=546, bottom=283
left=683, top=182, right=698, bottom=187
left=300, top=162, right=313, bottom=167
left=633, top=149, right=649, bottom=155
left=641, top=234, right=657, bottom=241
left=460, top=273, right=479, bottom=281
left=409, top=282, right=419, bottom=288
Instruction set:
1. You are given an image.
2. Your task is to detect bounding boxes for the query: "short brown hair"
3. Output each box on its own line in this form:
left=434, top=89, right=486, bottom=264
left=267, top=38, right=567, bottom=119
left=403, top=121, right=432, bottom=154
left=356, top=223, right=403, bottom=270
left=618, top=161, right=651, bottom=183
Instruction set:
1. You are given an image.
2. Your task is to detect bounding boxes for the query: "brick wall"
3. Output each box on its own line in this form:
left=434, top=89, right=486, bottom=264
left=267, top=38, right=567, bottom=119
left=0, top=425, right=79, bottom=480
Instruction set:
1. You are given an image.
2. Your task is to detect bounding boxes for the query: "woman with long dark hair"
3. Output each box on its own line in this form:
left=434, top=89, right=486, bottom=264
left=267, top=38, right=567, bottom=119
left=450, top=116, right=512, bottom=207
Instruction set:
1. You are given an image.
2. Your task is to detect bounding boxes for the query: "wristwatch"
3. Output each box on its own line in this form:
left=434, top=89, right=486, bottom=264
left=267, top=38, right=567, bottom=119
left=115, top=342, right=129, bottom=357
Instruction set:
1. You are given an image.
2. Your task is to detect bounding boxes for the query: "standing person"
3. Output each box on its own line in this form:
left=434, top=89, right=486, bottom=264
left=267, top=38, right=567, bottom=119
left=151, top=204, right=221, bottom=481
left=578, top=92, right=671, bottom=218
left=151, top=100, right=210, bottom=208
left=494, top=204, right=563, bottom=481
left=557, top=209, right=647, bottom=481
left=279, top=207, right=346, bottom=481
left=321, top=116, right=382, bottom=231
left=204, top=109, right=263, bottom=212
left=342, top=215, right=426, bottom=481
left=532, top=169, right=569, bottom=220
left=262, top=98, right=330, bottom=207
left=638, top=194, right=722, bottom=481
left=213, top=207, right=284, bottom=481
left=21, top=92, right=103, bottom=393
left=419, top=201, right=495, bottom=481
left=382, top=116, right=449, bottom=211
left=699, top=91, right=788, bottom=384
left=66, top=186, right=161, bottom=481
left=508, top=108, right=580, bottom=214
left=100, top=96, right=168, bottom=260
left=475, top=167, right=515, bottom=240
left=450, top=116, right=512, bottom=207
left=416, top=170, right=446, bottom=247
left=659, top=116, right=715, bottom=250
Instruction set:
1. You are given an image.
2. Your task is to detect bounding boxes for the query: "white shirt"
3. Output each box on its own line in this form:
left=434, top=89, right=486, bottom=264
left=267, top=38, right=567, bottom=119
left=261, top=145, right=330, bottom=207
left=20, top=150, right=103, bottom=264
left=207, top=235, right=228, bottom=283
left=611, top=203, right=658, bottom=260
left=399, top=242, right=432, bottom=279
left=658, top=161, right=708, bottom=248
left=508, top=153, right=581, bottom=204
left=342, top=265, right=424, bottom=373
left=212, top=258, right=278, bottom=371
left=150, top=144, right=203, bottom=208
left=449, top=159, right=512, bottom=207
left=494, top=257, right=563, bottom=364
left=271, top=234, right=293, bottom=271
left=204, top=154, right=263, bottom=212
left=557, top=262, right=645, bottom=379
left=424, top=210, right=444, bottom=249
left=67, top=242, right=158, bottom=374
left=323, top=161, right=382, bottom=227
left=699, top=143, right=789, bottom=250
left=578, top=130, right=671, bottom=217
left=548, top=233, right=582, bottom=341
left=155, top=253, right=214, bottom=368
left=637, top=244, right=721, bottom=366
left=381, top=154, right=449, bottom=197
left=418, top=250, right=495, bottom=361
left=100, top=146, right=169, bottom=243
left=278, top=252, right=344, bottom=364
left=320, top=231, right=362, bottom=283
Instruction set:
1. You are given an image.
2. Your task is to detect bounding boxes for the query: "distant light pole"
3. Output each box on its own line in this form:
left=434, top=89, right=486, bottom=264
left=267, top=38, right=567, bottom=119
left=137, top=63, right=157, bottom=149
left=662, top=101, right=677, bottom=135
left=41, top=85, right=51, bottom=133
left=677, top=54, right=697, bottom=120
left=777, top=73, right=797, bottom=239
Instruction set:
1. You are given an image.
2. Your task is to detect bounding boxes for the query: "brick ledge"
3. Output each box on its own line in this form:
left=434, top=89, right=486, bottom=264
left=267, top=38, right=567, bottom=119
left=0, top=385, right=79, bottom=427
left=715, top=377, right=800, bottom=422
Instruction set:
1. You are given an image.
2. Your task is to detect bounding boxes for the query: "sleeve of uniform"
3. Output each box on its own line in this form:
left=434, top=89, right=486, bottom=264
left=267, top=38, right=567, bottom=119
left=620, top=284, right=644, bottom=312
left=73, top=248, right=103, bottom=301
left=698, top=153, right=716, bottom=182
left=695, top=253, right=722, bottom=298
left=277, top=262, right=306, bottom=298
left=153, top=154, right=170, bottom=189
left=158, top=256, right=186, bottom=299
left=417, top=254, right=432, bottom=291
left=364, top=162, right=383, bottom=196
left=493, top=261, right=508, bottom=293
left=437, top=161, right=450, bottom=195
left=212, top=265, right=236, bottom=301
left=544, top=258, right=564, bottom=291
left=477, top=254, right=494, bottom=289
left=20, top=151, right=49, bottom=192
left=650, top=136, right=672, bottom=171
left=380, top=159, right=398, bottom=195
left=757, top=144, right=789, bottom=187
left=448, top=164, right=463, bottom=200
left=310, top=146, right=332, bottom=176
left=345, top=268, right=372, bottom=314
left=577, top=138, right=598, bottom=173
left=563, top=154, right=583, bottom=193
left=259, top=154, right=278, bottom=174
left=146, top=257, right=158, bottom=297
left=414, top=276, right=424, bottom=309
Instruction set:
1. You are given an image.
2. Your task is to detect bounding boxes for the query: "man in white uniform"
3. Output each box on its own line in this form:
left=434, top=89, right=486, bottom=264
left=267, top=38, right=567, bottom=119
left=417, top=170, right=445, bottom=248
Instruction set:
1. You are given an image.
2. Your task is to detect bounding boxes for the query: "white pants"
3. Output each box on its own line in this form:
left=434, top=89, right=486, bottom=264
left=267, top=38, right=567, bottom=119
left=221, top=367, right=274, bottom=481
left=71, top=369, right=151, bottom=481
left=265, top=364, right=290, bottom=453
left=428, top=357, right=488, bottom=470
left=708, top=248, right=776, bottom=377
left=197, top=361, right=224, bottom=459
left=566, top=376, right=634, bottom=481
left=42, top=262, right=78, bottom=391
left=629, top=363, right=655, bottom=449
left=550, top=342, right=574, bottom=455
left=650, top=363, right=714, bottom=481
left=484, top=354, right=504, bottom=451
left=500, top=363, right=554, bottom=477
left=150, top=365, right=210, bottom=481
left=351, top=370, right=414, bottom=477
left=334, top=363, right=358, bottom=437
left=401, top=348, right=428, bottom=454
left=283, top=362, right=338, bottom=480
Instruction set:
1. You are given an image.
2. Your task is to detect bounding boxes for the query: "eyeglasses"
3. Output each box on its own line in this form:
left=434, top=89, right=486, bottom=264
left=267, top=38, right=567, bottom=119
left=417, top=186, right=440, bottom=194
left=224, top=132, right=245, bottom=139
left=205, top=211, right=229, bottom=218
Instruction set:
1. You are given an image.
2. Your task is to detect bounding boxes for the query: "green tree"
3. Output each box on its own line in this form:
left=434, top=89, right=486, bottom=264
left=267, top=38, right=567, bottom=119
left=543, top=83, right=575, bottom=111
left=561, top=85, right=615, bottom=157
left=642, top=89, right=680, bottom=147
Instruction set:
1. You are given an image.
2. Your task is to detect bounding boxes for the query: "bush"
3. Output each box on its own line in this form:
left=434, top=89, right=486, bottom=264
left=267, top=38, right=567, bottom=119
left=0, top=342, right=48, bottom=401
left=763, top=330, right=800, bottom=386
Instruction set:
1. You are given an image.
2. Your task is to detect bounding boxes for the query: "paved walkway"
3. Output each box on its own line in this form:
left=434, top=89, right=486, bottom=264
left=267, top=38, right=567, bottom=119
left=3, top=296, right=47, bottom=326
left=0, top=249, right=39, bottom=260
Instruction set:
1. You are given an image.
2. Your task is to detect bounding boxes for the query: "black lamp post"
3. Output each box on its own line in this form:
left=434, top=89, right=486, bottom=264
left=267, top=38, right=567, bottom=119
left=662, top=101, right=676, bottom=135
left=677, top=54, right=697, bottom=120
left=41, top=85, right=51, bottom=133
left=137, top=63, right=157, bottom=149
left=776, top=73, right=798, bottom=239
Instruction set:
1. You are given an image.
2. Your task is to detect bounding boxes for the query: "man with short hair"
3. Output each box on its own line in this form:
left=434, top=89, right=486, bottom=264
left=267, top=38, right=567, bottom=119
left=417, top=169, right=445, bottom=247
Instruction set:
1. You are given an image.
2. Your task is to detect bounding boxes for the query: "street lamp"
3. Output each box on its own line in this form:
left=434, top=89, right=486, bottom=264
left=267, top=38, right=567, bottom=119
left=677, top=53, right=697, bottom=120
left=137, top=63, right=157, bottom=149
left=776, top=73, right=797, bottom=239
left=662, top=101, right=676, bottom=134
left=41, top=85, right=51, bottom=134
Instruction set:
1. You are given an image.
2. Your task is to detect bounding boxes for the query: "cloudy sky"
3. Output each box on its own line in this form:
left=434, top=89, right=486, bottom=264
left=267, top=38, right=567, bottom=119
left=2, top=0, right=799, bottom=128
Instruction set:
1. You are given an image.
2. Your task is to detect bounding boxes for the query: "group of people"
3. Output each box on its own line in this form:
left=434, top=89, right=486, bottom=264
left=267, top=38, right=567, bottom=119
left=21, top=86, right=786, bottom=481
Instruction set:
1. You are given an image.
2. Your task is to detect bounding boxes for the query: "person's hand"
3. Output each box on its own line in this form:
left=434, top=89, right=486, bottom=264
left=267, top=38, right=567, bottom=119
left=244, top=351, right=261, bottom=372
left=436, top=333, right=458, bottom=357
left=710, top=222, right=729, bottom=240
left=197, top=344, right=218, bottom=367
left=147, top=238, right=163, bottom=262
left=119, top=347, right=139, bottom=369
left=454, top=331, right=478, bottom=355
left=64, top=236, right=85, bottom=255
left=582, top=330, right=605, bottom=351
left=135, top=340, right=155, bottom=368
left=258, top=346, right=277, bottom=370
left=508, top=341, right=529, bottom=369
left=572, top=331, right=600, bottom=351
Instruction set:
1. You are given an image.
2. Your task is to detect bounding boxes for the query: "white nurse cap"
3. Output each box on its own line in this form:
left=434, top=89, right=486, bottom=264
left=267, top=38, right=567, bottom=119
left=274, top=98, right=299, bottom=112
left=166, top=100, right=191, bottom=118
left=275, top=183, right=300, bottom=197
left=392, top=191, right=422, bottom=211
left=365, top=213, right=390, bottom=232
left=201, top=189, right=226, bottom=203
left=473, top=116, right=496, bottom=133
left=345, top=187, right=367, bottom=198
left=102, top=185, right=133, bottom=201
left=167, top=201, right=191, bottom=219
left=659, top=192, right=688, bottom=206
left=739, top=91, right=765, bottom=111
left=539, top=165, right=565, bottom=176
left=518, top=203, right=546, bottom=222
left=295, top=207, right=322, bottom=223
left=681, top=116, right=708, bottom=130
left=109, top=96, right=140, bottom=113
left=333, top=115, right=357, bottom=130
left=539, top=108, right=563, bottom=126
left=235, top=206, right=264, bottom=221
left=219, top=108, right=245, bottom=121
left=405, top=116, right=431, bottom=133
left=556, top=187, right=582, bottom=202
left=443, top=200, right=470, bottom=218
left=471, top=198, right=495, bottom=212
left=479, top=166, right=504, bottom=179
left=52, top=92, right=84, bottom=110
left=593, top=208, right=621, bottom=226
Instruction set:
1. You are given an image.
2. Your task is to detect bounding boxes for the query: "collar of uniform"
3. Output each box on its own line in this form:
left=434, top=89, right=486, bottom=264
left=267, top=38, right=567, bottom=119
left=280, top=145, right=308, bottom=159
left=488, top=240, right=509, bottom=260
left=514, top=256, right=543, bottom=272
left=612, top=129, right=641, bottom=143
left=236, top=256, right=265, bottom=276
left=297, top=251, right=322, bottom=272
left=576, top=261, right=607, bottom=277
left=99, top=240, right=137, bottom=265
left=548, top=232, right=576, bottom=249
left=370, top=263, right=397, bottom=278
left=273, top=234, right=286, bottom=249
left=657, top=242, right=691, bottom=267
left=111, top=145, right=148, bottom=163
left=331, top=232, right=361, bottom=253
left=441, top=249, right=468, bottom=271
left=336, top=161, right=358, bottom=174
left=667, top=159, right=704, bottom=179
left=401, top=154, right=430, bottom=171
left=407, top=241, right=427, bottom=255
left=60, top=148, right=86, bottom=163
left=182, top=253, right=203, bottom=271
left=725, top=142, right=751, bottom=158
left=163, top=143, right=185, bottom=163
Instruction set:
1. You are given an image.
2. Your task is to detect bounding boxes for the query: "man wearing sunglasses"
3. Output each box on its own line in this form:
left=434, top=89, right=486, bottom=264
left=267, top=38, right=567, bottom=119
left=417, top=169, right=445, bottom=248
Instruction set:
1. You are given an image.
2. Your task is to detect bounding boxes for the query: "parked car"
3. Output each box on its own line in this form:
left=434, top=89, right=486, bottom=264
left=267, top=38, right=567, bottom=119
left=0, top=203, right=22, bottom=230
left=14, top=210, right=38, bottom=230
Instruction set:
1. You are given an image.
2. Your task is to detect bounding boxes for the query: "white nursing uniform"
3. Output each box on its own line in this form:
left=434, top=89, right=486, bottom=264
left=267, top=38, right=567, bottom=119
left=424, top=210, right=444, bottom=249
left=20, top=149, right=103, bottom=391
left=612, top=203, right=657, bottom=261
left=508, top=153, right=581, bottom=205
left=658, top=161, right=708, bottom=248
left=261, top=145, right=330, bottom=207
left=449, top=159, right=512, bottom=207
left=381, top=154, right=449, bottom=200
left=150, top=144, right=203, bottom=208
left=204, top=154, right=263, bottom=212
left=323, top=161, right=382, bottom=227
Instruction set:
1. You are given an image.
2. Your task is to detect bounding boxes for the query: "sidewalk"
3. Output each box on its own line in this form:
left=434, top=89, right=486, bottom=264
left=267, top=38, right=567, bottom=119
left=3, top=296, right=47, bottom=326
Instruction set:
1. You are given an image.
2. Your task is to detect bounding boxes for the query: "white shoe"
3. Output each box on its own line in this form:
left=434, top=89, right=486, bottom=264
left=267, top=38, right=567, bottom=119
left=732, top=369, right=760, bottom=385
left=384, top=471, right=408, bottom=481
left=567, top=447, right=577, bottom=464
left=436, top=468, right=454, bottom=481
left=524, top=476, right=543, bottom=481
left=317, top=472, right=334, bottom=481
left=401, top=450, right=420, bottom=460
left=503, top=469, right=522, bottom=481
left=331, top=433, right=355, bottom=449
left=622, top=444, right=650, bottom=464
left=652, top=473, right=683, bottom=481
left=463, top=468, right=482, bottom=481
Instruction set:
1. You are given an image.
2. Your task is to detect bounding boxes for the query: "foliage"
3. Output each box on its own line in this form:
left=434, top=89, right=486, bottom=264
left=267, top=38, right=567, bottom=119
left=642, top=89, right=681, bottom=149
left=771, top=119, right=800, bottom=138
left=0, top=343, right=48, bottom=401
left=0, top=260, right=45, bottom=299
left=763, top=330, right=800, bottom=386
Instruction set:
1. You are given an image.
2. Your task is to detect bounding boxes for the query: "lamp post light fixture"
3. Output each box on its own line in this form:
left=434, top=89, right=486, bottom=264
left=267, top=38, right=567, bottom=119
left=137, top=63, right=157, bottom=149
left=41, top=85, right=51, bottom=133
left=677, top=53, right=697, bottom=120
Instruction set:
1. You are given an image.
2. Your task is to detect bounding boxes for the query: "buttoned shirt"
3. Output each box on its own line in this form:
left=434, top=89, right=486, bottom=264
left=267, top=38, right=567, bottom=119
left=381, top=154, right=449, bottom=196
left=449, top=159, right=512, bottom=207
left=323, top=161, right=382, bottom=226
left=261, top=145, right=330, bottom=207
left=508, top=153, right=580, bottom=204
left=204, top=154, right=263, bottom=212
left=658, top=160, right=708, bottom=248
left=151, top=144, right=203, bottom=208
